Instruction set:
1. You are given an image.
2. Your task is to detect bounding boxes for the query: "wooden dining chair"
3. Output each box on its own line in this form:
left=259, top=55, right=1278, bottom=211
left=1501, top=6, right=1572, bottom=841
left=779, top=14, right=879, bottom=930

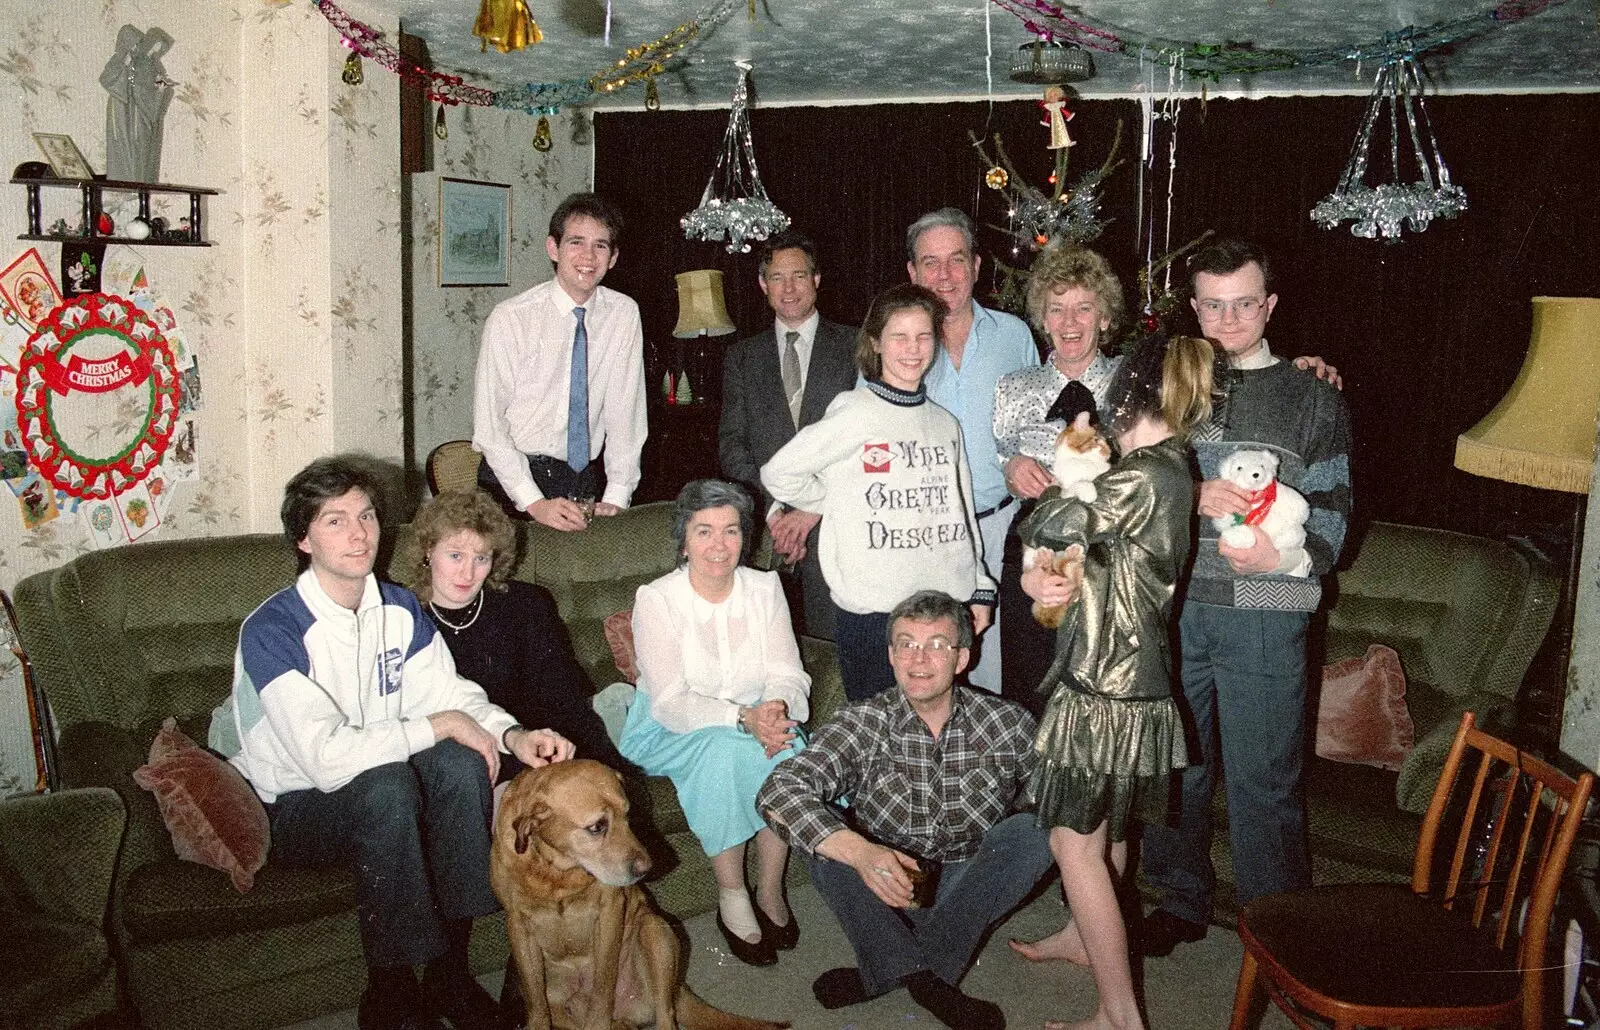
left=1230, top=710, right=1594, bottom=1030
left=424, top=439, right=482, bottom=497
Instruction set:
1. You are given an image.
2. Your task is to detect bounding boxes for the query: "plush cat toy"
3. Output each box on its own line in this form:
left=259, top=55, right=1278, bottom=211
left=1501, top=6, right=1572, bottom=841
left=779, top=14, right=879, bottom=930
left=1213, top=448, right=1309, bottom=565
left=1025, top=411, right=1112, bottom=628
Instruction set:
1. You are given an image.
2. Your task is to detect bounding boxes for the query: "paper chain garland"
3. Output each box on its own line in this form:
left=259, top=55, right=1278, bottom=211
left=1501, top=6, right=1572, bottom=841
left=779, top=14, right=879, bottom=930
left=315, top=0, right=743, bottom=114
left=680, top=65, right=791, bottom=253
left=987, top=0, right=1572, bottom=82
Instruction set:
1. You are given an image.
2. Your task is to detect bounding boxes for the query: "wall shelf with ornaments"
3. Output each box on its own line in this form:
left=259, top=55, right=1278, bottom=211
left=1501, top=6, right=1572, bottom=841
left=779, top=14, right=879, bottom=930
left=11, top=171, right=220, bottom=247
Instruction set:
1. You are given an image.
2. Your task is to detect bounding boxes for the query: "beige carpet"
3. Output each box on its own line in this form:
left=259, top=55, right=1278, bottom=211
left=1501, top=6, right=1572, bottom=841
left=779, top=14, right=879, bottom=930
left=280, top=879, right=1295, bottom=1030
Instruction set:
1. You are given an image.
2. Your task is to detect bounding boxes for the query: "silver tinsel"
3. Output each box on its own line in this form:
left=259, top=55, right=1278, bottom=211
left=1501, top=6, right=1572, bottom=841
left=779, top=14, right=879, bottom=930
left=1311, top=54, right=1466, bottom=241
left=1008, top=166, right=1109, bottom=252
left=680, top=64, right=790, bottom=253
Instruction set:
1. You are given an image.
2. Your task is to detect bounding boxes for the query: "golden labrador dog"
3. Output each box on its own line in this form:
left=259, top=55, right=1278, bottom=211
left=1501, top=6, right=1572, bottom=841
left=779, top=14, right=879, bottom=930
left=491, top=759, right=789, bottom=1030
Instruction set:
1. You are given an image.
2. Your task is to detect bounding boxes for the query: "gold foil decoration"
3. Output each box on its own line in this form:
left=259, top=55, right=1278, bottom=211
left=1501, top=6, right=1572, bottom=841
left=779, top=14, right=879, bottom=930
left=532, top=115, right=553, bottom=152
left=473, top=0, right=542, bottom=54
left=985, top=167, right=1009, bottom=190
left=434, top=105, right=448, bottom=140
left=341, top=50, right=364, bottom=86
left=645, top=77, right=661, bottom=111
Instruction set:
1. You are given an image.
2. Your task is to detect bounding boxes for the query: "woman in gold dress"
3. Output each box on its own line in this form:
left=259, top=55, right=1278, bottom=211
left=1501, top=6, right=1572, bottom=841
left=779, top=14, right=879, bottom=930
left=1015, top=334, right=1225, bottom=1030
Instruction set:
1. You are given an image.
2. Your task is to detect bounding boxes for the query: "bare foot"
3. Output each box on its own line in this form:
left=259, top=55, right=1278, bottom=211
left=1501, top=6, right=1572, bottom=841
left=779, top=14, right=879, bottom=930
left=1009, top=923, right=1090, bottom=966
left=1044, top=1012, right=1143, bottom=1030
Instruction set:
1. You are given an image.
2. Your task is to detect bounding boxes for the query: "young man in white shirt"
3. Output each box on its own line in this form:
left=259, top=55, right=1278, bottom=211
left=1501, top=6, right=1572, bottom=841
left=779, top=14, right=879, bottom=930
left=472, top=193, right=647, bottom=531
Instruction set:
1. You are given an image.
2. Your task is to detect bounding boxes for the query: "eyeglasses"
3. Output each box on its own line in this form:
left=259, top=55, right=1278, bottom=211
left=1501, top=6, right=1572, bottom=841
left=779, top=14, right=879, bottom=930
left=1196, top=297, right=1267, bottom=320
left=892, top=637, right=957, bottom=657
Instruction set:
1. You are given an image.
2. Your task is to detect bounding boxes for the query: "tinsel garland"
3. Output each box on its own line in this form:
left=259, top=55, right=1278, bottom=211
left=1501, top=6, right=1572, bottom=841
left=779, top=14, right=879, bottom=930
left=314, top=0, right=742, bottom=113
left=1311, top=55, right=1467, bottom=239
left=680, top=65, right=791, bottom=253
left=988, top=0, right=1571, bottom=81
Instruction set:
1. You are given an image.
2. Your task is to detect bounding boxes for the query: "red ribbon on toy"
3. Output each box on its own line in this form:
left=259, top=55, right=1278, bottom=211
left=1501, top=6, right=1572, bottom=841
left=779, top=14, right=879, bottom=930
left=1242, top=479, right=1278, bottom=526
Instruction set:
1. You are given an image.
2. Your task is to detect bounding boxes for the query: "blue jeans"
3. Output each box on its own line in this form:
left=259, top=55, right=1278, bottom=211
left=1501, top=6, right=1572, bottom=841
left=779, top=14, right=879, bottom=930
left=1140, top=603, right=1311, bottom=923
left=266, top=740, right=499, bottom=967
left=808, top=813, right=1053, bottom=996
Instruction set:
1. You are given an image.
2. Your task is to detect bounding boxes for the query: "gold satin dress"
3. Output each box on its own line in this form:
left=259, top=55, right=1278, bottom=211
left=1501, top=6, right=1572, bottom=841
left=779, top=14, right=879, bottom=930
left=1019, top=437, right=1193, bottom=840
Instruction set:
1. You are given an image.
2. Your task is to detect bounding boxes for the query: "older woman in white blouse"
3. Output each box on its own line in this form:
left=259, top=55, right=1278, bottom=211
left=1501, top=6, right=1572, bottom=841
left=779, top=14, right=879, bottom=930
left=619, top=479, right=810, bottom=967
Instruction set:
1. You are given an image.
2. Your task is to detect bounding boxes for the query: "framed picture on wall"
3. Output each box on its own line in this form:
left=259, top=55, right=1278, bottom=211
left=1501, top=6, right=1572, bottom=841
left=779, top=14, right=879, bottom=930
left=32, top=133, right=95, bottom=180
left=439, top=177, right=511, bottom=287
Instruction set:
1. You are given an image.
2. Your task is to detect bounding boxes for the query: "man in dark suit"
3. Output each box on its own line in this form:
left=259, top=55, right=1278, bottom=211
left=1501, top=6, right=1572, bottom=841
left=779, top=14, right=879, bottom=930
left=719, top=230, right=858, bottom=640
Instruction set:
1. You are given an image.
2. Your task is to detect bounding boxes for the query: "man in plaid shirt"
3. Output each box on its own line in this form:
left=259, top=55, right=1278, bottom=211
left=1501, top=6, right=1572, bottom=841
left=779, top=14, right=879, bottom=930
left=757, top=590, right=1051, bottom=1030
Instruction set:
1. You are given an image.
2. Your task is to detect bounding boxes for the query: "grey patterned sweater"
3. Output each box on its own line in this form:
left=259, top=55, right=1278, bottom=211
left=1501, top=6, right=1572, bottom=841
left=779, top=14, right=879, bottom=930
left=1188, top=360, right=1352, bottom=611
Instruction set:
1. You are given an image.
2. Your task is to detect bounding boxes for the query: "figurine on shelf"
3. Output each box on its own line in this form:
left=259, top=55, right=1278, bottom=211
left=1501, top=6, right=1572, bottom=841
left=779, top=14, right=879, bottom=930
left=47, top=218, right=74, bottom=237
left=100, top=24, right=175, bottom=182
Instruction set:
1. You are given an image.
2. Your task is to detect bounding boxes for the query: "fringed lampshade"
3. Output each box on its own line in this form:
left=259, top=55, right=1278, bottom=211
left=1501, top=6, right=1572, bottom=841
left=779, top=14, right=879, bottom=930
left=1455, top=297, right=1600, bottom=495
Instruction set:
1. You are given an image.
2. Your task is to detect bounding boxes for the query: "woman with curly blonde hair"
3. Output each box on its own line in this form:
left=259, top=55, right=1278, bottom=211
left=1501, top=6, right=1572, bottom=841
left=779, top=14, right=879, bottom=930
left=405, top=489, right=629, bottom=781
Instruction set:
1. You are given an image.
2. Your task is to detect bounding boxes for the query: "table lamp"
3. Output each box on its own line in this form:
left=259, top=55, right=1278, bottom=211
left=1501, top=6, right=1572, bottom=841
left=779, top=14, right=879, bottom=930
left=1455, top=296, right=1600, bottom=752
left=669, top=269, right=735, bottom=404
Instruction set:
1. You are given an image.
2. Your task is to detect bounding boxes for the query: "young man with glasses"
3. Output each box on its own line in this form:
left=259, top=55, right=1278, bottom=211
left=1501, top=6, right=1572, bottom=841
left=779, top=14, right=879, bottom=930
left=1136, top=237, right=1353, bottom=957
left=756, top=590, right=1051, bottom=1030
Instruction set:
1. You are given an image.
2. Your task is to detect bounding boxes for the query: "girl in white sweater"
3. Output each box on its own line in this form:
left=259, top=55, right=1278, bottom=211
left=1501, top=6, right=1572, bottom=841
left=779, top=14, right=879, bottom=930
left=762, top=284, right=996, bottom=700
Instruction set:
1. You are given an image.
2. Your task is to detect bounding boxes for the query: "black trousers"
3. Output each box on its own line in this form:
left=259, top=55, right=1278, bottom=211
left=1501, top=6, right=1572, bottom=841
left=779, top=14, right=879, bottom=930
left=265, top=741, right=498, bottom=967
left=999, top=500, right=1056, bottom=719
left=477, top=453, right=606, bottom=518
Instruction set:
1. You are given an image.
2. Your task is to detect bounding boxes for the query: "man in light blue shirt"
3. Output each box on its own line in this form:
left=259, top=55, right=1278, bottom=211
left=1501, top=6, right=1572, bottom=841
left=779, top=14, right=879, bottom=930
left=907, top=208, right=1041, bottom=695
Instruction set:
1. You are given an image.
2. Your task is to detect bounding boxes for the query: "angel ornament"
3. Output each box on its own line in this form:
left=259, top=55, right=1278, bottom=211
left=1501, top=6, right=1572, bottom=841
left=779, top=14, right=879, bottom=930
left=1039, top=86, right=1075, bottom=151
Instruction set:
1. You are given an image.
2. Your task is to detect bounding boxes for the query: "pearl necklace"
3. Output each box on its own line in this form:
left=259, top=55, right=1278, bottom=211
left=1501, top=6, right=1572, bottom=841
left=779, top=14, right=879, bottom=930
left=429, top=591, right=484, bottom=632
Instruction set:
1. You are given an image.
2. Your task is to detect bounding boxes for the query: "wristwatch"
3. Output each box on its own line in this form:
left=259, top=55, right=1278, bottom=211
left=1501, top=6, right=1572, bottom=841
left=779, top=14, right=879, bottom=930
left=735, top=707, right=751, bottom=735
left=502, top=723, right=526, bottom=750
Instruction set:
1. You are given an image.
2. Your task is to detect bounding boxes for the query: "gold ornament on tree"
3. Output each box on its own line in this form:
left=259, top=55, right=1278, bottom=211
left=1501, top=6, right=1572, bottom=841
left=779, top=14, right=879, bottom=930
left=473, top=0, right=542, bottom=53
left=532, top=115, right=552, bottom=152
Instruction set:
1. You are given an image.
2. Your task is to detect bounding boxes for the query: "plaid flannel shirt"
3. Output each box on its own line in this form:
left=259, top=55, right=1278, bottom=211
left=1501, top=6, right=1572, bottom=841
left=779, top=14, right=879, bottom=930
left=756, top=686, right=1038, bottom=863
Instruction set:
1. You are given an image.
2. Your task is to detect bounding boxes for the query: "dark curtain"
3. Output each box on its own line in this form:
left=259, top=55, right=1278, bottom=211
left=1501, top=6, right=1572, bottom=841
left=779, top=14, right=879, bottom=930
left=596, top=94, right=1600, bottom=546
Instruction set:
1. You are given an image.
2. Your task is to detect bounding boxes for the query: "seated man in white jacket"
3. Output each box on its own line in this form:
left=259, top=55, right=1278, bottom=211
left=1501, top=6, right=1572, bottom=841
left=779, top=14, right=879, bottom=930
left=210, top=457, right=574, bottom=1030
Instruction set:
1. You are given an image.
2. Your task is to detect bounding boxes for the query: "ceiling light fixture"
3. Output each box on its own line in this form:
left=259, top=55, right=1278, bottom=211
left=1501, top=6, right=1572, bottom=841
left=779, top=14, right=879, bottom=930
left=1009, top=39, right=1095, bottom=85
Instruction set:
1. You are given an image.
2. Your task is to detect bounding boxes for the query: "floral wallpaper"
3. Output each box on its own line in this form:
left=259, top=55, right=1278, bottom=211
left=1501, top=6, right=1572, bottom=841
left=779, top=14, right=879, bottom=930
left=407, top=106, right=593, bottom=469
left=0, top=0, right=405, bottom=792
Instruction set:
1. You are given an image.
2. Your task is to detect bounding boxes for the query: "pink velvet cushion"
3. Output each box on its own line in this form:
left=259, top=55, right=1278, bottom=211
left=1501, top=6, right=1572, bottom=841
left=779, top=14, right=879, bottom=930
left=132, top=717, right=270, bottom=892
left=1315, top=644, right=1415, bottom=771
left=603, top=609, right=638, bottom=683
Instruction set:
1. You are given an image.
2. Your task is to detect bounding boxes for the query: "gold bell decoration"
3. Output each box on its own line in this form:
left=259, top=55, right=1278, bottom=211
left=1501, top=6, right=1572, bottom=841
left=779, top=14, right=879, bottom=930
left=532, top=115, right=553, bottom=152
left=473, top=0, right=542, bottom=53
left=434, top=105, right=448, bottom=141
left=341, top=49, right=364, bottom=86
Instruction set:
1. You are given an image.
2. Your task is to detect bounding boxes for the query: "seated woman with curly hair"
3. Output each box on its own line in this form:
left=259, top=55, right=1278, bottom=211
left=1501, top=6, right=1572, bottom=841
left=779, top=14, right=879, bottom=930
left=403, top=489, right=629, bottom=782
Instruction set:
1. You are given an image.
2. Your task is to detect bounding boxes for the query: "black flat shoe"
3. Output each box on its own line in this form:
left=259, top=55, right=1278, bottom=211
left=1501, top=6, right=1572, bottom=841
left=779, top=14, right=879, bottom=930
left=753, top=903, right=799, bottom=951
left=1137, top=908, right=1207, bottom=957
left=716, top=910, right=777, bottom=966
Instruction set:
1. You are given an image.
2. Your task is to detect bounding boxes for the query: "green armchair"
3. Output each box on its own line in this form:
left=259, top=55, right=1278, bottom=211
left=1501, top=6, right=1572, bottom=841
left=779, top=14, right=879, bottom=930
left=0, top=787, right=126, bottom=1030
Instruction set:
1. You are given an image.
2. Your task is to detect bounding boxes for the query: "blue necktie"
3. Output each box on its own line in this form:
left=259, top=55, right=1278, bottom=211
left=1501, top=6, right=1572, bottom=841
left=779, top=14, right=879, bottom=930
left=566, top=307, right=589, bottom=472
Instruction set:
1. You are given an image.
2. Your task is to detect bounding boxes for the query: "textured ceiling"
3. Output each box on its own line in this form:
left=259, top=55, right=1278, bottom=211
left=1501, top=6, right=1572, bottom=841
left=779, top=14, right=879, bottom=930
left=370, top=0, right=1600, bottom=108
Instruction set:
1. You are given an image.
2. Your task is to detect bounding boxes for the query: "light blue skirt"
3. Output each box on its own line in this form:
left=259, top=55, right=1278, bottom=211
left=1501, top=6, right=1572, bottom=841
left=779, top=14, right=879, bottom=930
left=619, top=695, right=804, bottom=856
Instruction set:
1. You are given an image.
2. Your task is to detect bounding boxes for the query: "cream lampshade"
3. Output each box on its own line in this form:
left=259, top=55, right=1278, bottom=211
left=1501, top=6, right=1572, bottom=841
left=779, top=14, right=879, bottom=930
left=1455, top=296, right=1600, bottom=496
left=672, top=269, right=736, bottom=338
left=1454, top=295, right=1600, bottom=755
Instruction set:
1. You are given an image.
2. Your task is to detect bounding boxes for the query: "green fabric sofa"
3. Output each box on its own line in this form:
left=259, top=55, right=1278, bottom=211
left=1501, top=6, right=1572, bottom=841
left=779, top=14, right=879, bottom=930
left=0, top=786, right=125, bottom=1030
left=10, top=502, right=844, bottom=1030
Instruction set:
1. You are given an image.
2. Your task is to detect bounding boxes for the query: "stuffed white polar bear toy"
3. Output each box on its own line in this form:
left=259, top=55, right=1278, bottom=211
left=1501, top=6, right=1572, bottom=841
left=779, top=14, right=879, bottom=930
left=1213, top=448, right=1309, bottom=562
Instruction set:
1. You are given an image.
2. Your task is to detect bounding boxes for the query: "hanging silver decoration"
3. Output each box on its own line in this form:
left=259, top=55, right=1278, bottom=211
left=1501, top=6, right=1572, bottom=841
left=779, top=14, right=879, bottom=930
left=1311, top=54, right=1466, bottom=241
left=680, top=63, right=790, bottom=253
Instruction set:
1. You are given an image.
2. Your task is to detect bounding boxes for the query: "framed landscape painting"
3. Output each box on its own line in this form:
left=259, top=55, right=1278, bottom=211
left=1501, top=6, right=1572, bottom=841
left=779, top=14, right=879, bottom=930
left=439, top=177, right=511, bottom=287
